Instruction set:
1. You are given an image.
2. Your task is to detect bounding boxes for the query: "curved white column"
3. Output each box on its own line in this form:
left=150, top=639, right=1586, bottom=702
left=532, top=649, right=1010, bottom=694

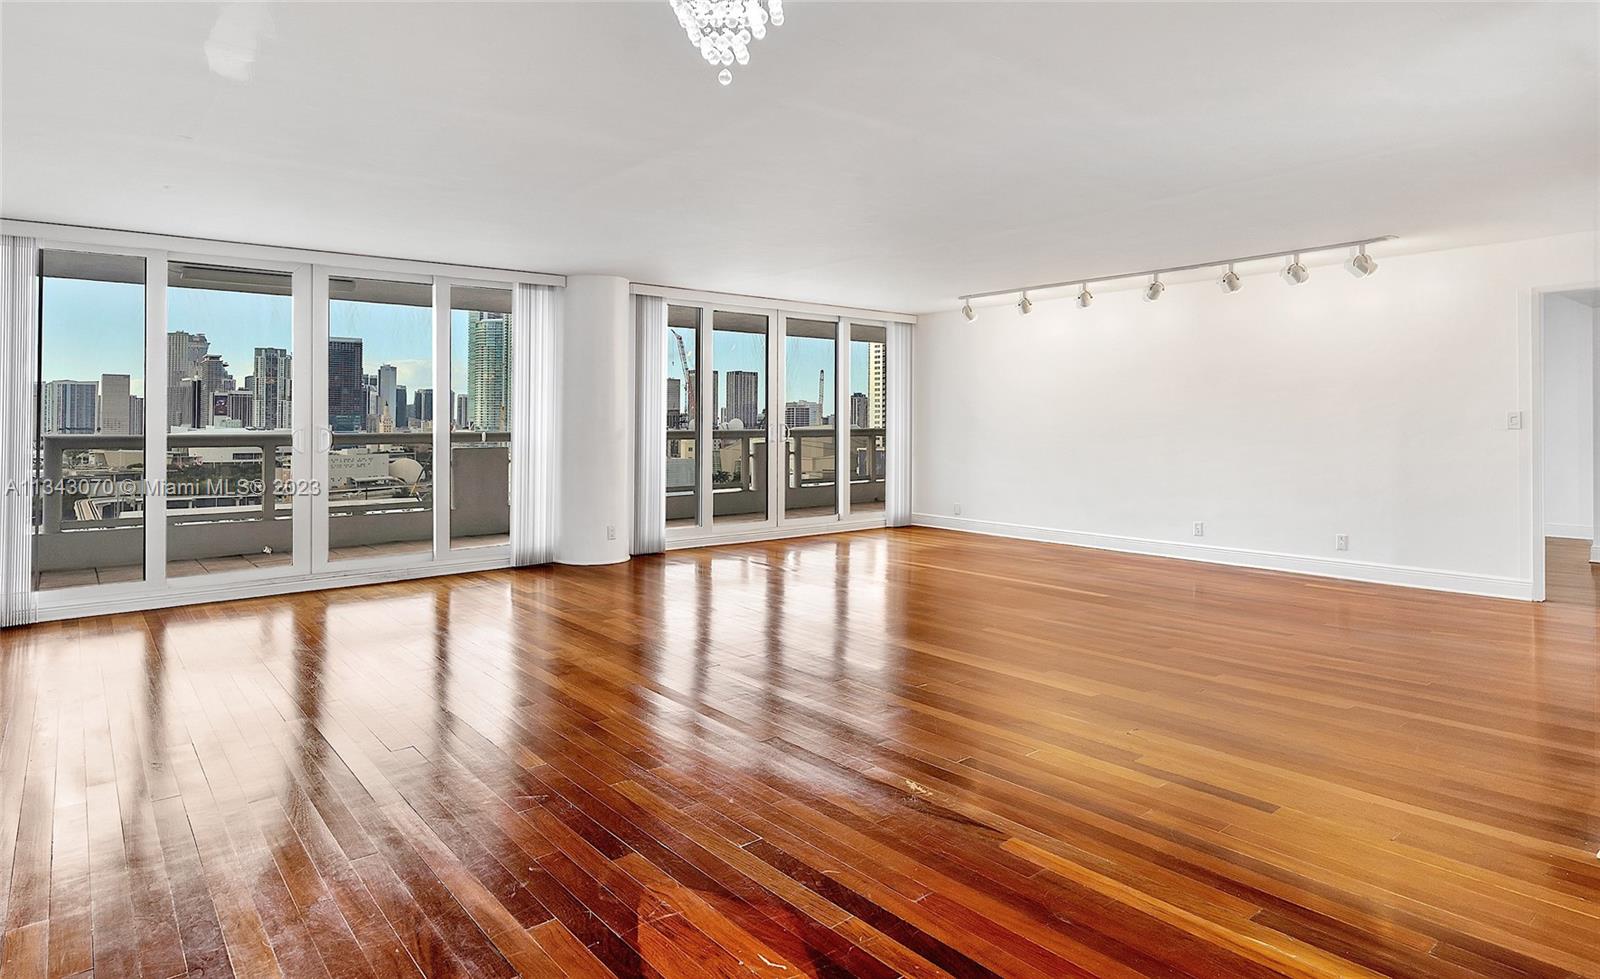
left=555, top=275, right=632, bottom=565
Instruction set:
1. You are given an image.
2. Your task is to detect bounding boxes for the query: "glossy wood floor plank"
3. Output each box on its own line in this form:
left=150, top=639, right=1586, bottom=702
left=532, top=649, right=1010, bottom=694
left=3, top=529, right=1599, bottom=978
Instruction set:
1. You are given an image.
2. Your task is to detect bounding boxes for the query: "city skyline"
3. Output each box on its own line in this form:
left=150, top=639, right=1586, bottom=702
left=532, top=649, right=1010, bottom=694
left=40, top=282, right=488, bottom=399
left=666, top=327, right=881, bottom=425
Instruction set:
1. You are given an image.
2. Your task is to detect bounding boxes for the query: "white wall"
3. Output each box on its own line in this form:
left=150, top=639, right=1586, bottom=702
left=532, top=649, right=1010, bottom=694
left=1542, top=294, right=1595, bottom=540
left=913, top=233, right=1597, bottom=598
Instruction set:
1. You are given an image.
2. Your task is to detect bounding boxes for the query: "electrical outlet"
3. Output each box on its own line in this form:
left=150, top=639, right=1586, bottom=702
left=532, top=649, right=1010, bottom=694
left=954, top=502, right=962, bottom=516
left=1507, top=411, right=1523, bottom=431
left=1193, top=522, right=1205, bottom=538
left=605, top=524, right=616, bottom=541
left=1335, top=534, right=1349, bottom=552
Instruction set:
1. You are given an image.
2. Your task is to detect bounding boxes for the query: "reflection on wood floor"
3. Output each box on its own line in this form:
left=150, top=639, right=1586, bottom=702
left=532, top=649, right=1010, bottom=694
left=2, top=528, right=1598, bottom=978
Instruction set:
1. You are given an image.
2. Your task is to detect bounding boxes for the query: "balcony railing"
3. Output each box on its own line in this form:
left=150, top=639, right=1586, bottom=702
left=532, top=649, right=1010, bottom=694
left=34, top=430, right=511, bottom=582
left=665, top=426, right=885, bottom=521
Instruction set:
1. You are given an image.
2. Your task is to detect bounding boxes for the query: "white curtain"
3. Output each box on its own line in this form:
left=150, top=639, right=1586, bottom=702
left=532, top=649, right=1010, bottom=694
left=885, top=319, right=913, bottom=527
left=510, top=283, right=558, bottom=566
left=2, top=236, right=39, bottom=626
left=632, top=294, right=667, bottom=554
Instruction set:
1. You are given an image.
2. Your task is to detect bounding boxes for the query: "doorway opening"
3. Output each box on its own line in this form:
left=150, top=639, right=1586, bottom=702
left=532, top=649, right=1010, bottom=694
left=1536, top=287, right=1600, bottom=606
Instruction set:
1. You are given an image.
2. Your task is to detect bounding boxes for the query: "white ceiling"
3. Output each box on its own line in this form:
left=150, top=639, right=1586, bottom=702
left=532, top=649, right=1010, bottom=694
left=3, top=2, right=1595, bottom=314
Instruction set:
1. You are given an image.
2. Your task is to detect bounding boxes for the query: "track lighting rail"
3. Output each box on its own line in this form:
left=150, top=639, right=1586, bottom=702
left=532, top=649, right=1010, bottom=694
left=957, top=235, right=1397, bottom=303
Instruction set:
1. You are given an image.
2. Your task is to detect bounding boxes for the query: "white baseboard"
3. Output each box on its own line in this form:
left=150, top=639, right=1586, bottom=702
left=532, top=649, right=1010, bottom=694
left=911, top=513, right=1534, bottom=601
left=1544, top=523, right=1594, bottom=541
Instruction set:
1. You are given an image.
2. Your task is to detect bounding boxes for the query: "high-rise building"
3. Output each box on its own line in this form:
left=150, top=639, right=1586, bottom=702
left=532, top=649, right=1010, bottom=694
left=128, top=396, right=145, bottom=437
left=667, top=377, right=684, bottom=429
left=850, top=392, right=869, bottom=429
left=251, top=347, right=291, bottom=430
left=167, top=331, right=210, bottom=428
left=785, top=401, right=820, bottom=428
left=467, top=311, right=509, bottom=431
left=42, top=380, right=98, bottom=434
left=725, top=370, right=760, bottom=428
left=217, top=390, right=254, bottom=426
left=868, top=342, right=886, bottom=429
left=394, top=384, right=408, bottom=429
left=413, top=388, right=433, bottom=425
left=455, top=394, right=469, bottom=430
left=377, top=364, right=398, bottom=431
left=98, top=373, right=131, bottom=434
left=192, top=354, right=233, bottom=425
left=328, top=337, right=364, bottom=432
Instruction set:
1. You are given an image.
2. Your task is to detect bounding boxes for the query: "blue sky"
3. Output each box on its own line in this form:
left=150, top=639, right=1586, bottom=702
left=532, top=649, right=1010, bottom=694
left=41, top=279, right=477, bottom=396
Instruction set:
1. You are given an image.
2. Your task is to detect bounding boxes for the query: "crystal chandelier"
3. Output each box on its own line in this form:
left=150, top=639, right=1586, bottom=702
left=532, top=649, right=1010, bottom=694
left=669, top=0, right=784, bottom=86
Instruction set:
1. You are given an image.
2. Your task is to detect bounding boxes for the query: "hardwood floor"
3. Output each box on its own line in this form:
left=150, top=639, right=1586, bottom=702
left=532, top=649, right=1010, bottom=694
left=2, top=528, right=1598, bottom=979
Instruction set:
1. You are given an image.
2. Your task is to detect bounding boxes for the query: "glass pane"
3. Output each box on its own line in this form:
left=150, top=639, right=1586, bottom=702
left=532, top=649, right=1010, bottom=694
left=450, top=285, right=512, bottom=549
left=784, top=318, right=837, bottom=519
left=666, top=305, right=700, bottom=529
left=327, top=276, right=434, bottom=562
left=712, top=311, right=768, bottom=526
left=165, top=262, right=295, bottom=578
left=35, top=250, right=146, bottom=590
left=850, top=322, right=887, bottom=516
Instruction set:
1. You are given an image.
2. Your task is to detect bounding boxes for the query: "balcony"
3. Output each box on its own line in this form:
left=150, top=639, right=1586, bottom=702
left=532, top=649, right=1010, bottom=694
left=666, top=426, right=885, bottom=527
left=34, top=430, right=511, bottom=590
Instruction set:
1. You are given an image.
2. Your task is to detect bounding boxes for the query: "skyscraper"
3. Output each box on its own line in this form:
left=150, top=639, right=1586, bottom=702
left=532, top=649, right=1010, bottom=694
left=413, top=388, right=433, bottom=426
left=328, top=337, right=364, bottom=432
left=167, top=331, right=210, bottom=428
left=868, top=341, right=886, bottom=428
left=251, top=347, right=291, bottom=430
left=394, top=384, right=408, bottom=429
left=377, top=364, right=398, bottom=430
left=850, top=392, right=869, bottom=429
left=195, top=354, right=233, bottom=425
left=98, top=373, right=131, bottom=434
left=455, top=394, right=469, bottom=430
left=42, top=380, right=98, bottom=434
left=725, top=370, right=760, bottom=429
left=667, top=378, right=683, bottom=429
left=467, top=311, right=509, bottom=431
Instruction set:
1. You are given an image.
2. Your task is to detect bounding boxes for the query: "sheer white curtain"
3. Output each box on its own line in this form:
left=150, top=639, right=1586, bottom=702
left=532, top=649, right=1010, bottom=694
left=632, top=294, right=667, bottom=555
left=885, top=319, right=913, bottom=527
left=2, top=236, right=39, bottom=626
left=510, top=283, right=559, bottom=566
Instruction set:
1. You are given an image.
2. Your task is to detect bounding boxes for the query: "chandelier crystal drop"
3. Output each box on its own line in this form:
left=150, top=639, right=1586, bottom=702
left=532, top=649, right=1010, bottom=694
left=669, top=0, right=784, bottom=85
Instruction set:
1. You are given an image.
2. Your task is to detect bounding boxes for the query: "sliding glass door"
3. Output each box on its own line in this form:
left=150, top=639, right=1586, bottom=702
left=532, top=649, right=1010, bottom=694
left=33, top=249, right=149, bottom=591
left=660, top=299, right=889, bottom=544
left=315, top=272, right=436, bottom=566
left=23, top=230, right=547, bottom=614
left=164, top=259, right=306, bottom=580
left=310, top=270, right=514, bottom=572
left=778, top=315, right=841, bottom=523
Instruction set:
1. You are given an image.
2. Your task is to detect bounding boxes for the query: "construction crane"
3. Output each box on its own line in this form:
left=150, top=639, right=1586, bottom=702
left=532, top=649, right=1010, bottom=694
left=672, top=329, right=696, bottom=420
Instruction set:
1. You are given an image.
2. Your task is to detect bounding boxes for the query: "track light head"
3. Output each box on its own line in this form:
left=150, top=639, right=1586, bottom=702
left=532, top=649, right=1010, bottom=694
left=1076, top=283, right=1093, bottom=308
left=1018, top=291, right=1033, bottom=315
left=961, top=300, right=975, bottom=322
left=1220, top=263, right=1242, bottom=293
left=1349, top=245, right=1377, bottom=278
left=1144, top=274, right=1164, bottom=302
left=1284, top=254, right=1310, bottom=285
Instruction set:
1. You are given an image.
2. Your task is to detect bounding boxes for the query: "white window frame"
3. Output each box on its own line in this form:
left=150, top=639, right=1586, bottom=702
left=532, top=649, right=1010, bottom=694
left=8, top=219, right=560, bottom=621
left=633, top=283, right=914, bottom=549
